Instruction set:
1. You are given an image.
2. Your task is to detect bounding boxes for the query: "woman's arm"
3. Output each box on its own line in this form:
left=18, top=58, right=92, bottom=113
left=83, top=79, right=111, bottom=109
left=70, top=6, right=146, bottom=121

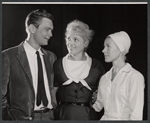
left=92, top=79, right=104, bottom=112
left=129, top=72, right=145, bottom=120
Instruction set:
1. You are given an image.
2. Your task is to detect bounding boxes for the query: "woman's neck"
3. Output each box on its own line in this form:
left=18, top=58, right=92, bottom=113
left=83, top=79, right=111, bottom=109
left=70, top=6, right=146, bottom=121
left=112, top=58, right=126, bottom=74
left=68, top=52, right=87, bottom=61
left=112, top=53, right=126, bottom=72
left=111, top=59, right=126, bottom=81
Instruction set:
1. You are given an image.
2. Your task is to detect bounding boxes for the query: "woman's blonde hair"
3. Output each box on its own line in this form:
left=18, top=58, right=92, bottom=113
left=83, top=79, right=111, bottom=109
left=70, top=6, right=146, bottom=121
left=65, top=20, right=94, bottom=46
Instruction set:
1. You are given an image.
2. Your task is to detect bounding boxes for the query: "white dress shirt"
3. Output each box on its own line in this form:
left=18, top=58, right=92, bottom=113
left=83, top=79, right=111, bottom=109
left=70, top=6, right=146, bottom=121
left=23, top=41, right=53, bottom=110
left=93, top=63, right=145, bottom=120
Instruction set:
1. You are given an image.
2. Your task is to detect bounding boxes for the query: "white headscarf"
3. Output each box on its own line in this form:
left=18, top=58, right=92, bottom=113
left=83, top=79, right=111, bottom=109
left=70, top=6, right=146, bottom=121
left=109, top=31, right=131, bottom=55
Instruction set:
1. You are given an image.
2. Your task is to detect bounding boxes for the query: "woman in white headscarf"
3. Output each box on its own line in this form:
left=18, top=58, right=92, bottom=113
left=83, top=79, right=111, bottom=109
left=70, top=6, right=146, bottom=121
left=93, top=31, right=145, bottom=120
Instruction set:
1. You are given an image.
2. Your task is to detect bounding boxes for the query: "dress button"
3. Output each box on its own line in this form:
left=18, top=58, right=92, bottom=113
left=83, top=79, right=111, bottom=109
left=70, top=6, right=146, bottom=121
left=74, top=90, right=77, bottom=93
left=75, top=98, right=78, bottom=101
left=29, top=117, right=32, bottom=120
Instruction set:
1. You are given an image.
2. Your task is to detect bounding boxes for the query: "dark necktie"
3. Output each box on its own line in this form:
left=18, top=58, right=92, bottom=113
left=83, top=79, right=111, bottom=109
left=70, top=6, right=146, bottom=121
left=36, top=51, right=48, bottom=107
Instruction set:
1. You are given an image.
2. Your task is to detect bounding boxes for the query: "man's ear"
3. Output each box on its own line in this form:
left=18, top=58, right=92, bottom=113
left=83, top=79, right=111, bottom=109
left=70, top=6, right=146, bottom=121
left=28, top=24, right=36, bottom=33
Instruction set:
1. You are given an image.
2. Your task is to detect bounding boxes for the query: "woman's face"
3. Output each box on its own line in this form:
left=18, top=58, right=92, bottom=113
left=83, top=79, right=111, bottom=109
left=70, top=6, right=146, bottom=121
left=66, top=30, right=88, bottom=56
left=102, top=37, right=121, bottom=62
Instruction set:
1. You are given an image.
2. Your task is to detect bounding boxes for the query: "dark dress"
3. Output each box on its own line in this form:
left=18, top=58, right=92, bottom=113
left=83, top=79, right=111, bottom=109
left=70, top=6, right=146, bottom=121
left=54, top=58, right=104, bottom=120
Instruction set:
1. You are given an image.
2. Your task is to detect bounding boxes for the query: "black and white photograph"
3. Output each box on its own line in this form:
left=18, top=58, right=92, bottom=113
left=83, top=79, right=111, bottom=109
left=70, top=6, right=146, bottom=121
left=1, top=2, right=149, bottom=122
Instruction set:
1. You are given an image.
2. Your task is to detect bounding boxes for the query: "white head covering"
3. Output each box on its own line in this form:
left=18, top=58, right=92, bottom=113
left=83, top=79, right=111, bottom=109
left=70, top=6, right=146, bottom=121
left=109, top=31, right=131, bottom=55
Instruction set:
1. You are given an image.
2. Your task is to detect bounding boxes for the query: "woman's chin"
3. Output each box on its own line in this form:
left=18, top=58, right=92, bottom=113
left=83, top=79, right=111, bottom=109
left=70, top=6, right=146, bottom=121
left=68, top=52, right=76, bottom=56
left=105, top=58, right=111, bottom=63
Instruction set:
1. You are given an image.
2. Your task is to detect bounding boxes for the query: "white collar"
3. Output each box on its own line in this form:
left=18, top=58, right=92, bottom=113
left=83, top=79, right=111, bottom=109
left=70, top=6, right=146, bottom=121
left=24, top=40, right=44, bottom=56
left=62, top=52, right=92, bottom=90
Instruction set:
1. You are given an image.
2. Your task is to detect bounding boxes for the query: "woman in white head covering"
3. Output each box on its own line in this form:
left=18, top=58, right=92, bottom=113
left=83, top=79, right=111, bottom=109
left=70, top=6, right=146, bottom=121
left=93, top=31, right=145, bottom=120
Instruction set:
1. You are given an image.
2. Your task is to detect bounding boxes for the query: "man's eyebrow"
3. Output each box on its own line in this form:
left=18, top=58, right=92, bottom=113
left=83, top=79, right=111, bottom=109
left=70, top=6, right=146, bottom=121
left=45, top=27, right=53, bottom=30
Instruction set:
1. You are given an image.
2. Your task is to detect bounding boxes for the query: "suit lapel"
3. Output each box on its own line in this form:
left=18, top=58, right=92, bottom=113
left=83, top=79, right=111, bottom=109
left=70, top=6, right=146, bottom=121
left=16, top=42, right=34, bottom=91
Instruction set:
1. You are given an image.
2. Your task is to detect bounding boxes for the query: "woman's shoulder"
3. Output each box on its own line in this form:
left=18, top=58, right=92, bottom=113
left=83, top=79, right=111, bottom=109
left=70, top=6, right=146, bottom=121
left=91, top=58, right=103, bottom=66
left=127, top=63, right=143, bottom=76
left=55, top=57, right=63, bottom=63
left=91, top=58, right=105, bottom=71
left=130, top=67, right=144, bottom=80
left=53, top=57, right=63, bottom=69
left=126, top=63, right=145, bottom=84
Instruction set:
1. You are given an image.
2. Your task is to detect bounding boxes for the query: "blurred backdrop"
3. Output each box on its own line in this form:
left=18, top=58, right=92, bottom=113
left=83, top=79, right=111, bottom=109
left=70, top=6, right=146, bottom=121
left=2, top=3, right=147, bottom=120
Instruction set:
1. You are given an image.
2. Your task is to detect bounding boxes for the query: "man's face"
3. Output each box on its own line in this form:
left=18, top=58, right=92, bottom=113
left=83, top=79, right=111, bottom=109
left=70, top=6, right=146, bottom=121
left=33, top=18, right=53, bottom=46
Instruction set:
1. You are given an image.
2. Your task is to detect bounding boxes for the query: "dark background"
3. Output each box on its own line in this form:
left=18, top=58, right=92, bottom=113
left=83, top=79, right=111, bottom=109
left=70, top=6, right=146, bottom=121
left=2, top=4, right=147, bottom=120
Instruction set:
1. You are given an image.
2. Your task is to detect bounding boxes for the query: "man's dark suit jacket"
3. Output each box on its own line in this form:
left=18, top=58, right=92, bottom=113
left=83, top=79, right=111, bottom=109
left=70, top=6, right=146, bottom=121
left=2, top=42, right=57, bottom=120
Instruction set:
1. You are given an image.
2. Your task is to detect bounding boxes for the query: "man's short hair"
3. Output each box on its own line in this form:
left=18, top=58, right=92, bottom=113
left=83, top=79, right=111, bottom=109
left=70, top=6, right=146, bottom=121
left=25, top=9, right=54, bottom=29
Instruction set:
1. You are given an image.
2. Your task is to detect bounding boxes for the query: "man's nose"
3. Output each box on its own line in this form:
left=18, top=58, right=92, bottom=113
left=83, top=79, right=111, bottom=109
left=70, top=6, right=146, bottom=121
left=48, top=31, right=53, bottom=37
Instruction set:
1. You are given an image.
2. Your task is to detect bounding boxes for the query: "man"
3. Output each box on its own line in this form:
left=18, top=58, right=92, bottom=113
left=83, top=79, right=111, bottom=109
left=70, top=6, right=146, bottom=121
left=2, top=9, right=57, bottom=121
